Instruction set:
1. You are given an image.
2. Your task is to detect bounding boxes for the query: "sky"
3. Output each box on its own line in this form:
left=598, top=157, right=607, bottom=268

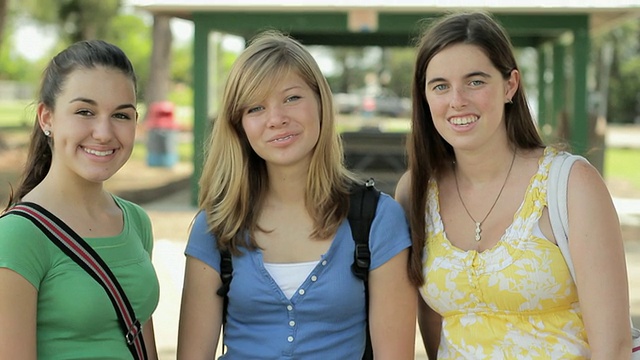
left=13, top=20, right=57, bottom=61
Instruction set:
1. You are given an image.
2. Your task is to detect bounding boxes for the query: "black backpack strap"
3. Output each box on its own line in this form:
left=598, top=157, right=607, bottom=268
left=349, top=178, right=380, bottom=281
left=216, top=248, right=233, bottom=325
left=348, top=178, right=380, bottom=360
left=214, top=179, right=380, bottom=360
left=216, top=247, right=233, bottom=355
left=4, top=203, right=148, bottom=360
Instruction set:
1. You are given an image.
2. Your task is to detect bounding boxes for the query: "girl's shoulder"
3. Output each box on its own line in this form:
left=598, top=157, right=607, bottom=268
left=112, top=195, right=151, bottom=221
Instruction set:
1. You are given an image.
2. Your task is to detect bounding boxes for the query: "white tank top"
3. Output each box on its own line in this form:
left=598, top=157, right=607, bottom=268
left=263, top=260, right=319, bottom=299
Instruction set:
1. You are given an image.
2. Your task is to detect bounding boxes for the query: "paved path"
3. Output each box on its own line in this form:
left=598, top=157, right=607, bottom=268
left=142, top=189, right=640, bottom=360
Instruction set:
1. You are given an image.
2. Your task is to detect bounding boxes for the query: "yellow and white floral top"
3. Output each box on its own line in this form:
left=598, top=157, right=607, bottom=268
left=421, top=147, right=590, bottom=359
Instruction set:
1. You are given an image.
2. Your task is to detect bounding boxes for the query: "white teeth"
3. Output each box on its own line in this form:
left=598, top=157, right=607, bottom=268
left=84, top=148, right=114, bottom=156
left=273, top=135, right=293, bottom=142
left=450, top=116, right=478, bottom=125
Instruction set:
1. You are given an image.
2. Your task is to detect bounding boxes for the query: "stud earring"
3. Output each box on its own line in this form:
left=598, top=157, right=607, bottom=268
left=44, top=130, right=51, bottom=137
left=507, top=98, right=513, bottom=104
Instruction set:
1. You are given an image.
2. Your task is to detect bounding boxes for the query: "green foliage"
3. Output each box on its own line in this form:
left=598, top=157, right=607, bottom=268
left=592, top=18, right=640, bottom=124
left=0, top=45, right=33, bottom=81
left=0, top=7, right=37, bottom=81
left=385, top=47, right=415, bottom=98
left=171, top=43, right=192, bottom=85
left=325, top=46, right=370, bottom=93
left=168, top=84, right=192, bottom=107
left=103, top=14, right=152, bottom=99
left=608, top=57, right=640, bottom=124
left=23, top=0, right=121, bottom=43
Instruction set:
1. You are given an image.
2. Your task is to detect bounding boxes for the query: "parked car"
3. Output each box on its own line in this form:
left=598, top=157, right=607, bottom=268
left=334, top=92, right=361, bottom=114
left=334, top=88, right=411, bottom=118
left=360, top=88, right=411, bottom=118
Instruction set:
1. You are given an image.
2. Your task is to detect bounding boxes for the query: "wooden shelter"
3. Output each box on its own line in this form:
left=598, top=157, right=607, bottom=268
left=132, top=0, right=640, bottom=202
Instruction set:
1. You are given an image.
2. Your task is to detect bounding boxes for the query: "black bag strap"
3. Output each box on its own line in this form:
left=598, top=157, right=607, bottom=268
left=5, top=202, right=148, bottom=360
left=217, top=249, right=232, bottom=326
left=215, top=179, right=380, bottom=360
left=348, top=178, right=379, bottom=282
left=216, top=247, right=233, bottom=355
left=348, top=179, right=380, bottom=360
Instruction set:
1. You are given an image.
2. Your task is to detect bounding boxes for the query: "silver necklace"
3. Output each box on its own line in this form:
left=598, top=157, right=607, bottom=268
left=453, top=151, right=516, bottom=242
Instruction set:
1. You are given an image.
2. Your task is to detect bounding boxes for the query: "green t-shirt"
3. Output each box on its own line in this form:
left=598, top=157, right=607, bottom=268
left=0, top=196, right=160, bottom=359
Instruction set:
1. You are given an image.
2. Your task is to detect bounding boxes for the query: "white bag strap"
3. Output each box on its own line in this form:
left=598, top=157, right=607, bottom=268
left=547, top=152, right=585, bottom=283
left=547, top=152, right=640, bottom=335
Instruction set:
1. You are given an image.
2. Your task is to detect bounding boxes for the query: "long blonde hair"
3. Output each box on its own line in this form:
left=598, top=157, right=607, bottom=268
left=199, top=30, right=357, bottom=253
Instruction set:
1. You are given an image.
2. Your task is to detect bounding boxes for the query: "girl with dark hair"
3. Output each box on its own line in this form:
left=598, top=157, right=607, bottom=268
left=0, top=40, right=159, bottom=359
left=396, top=11, right=632, bottom=359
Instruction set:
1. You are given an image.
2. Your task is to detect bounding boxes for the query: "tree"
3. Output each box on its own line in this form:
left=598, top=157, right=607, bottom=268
left=0, top=0, right=15, bottom=149
left=592, top=18, right=640, bottom=124
left=0, top=0, right=8, bottom=50
left=324, top=46, right=373, bottom=93
left=103, top=14, right=152, bottom=100
left=384, top=47, right=415, bottom=98
left=23, top=0, right=121, bottom=43
left=143, top=14, right=172, bottom=116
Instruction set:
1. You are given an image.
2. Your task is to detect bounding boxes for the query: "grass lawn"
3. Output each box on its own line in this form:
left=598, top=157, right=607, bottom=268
left=605, top=148, right=640, bottom=190
left=0, top=100, right=35, bottom=128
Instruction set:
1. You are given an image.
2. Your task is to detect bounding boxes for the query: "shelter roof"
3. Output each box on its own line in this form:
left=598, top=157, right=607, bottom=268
left=132, top=0, right=640, bottom=32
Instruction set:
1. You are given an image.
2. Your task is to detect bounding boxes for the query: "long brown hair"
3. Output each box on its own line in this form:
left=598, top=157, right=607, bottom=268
left=407, top=11, right=545, bottom=284
left=3, top=40, right=136, bottom=213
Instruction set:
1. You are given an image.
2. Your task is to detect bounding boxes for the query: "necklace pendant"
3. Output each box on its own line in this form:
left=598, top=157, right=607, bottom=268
left=475, top=222, right=481, bottom=241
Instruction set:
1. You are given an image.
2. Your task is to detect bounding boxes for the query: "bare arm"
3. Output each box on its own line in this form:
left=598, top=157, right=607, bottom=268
left=566, top=161, right=631, bottom=358
left=0, top=268, right=37, bottom=360
left=368, top=248, right=417, bottom=359
left=418, top=295, right=442, bottom=359
left=142, top=318, right=158, bottom=360
left=177, top=256, right=223, bottom=359
left=395, top=171, right=443, bottom=358
left=394, top=171, right=411, bottom=215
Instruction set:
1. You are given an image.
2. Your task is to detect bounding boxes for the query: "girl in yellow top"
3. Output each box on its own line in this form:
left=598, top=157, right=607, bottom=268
left=395, top=11, right=632, bottom=359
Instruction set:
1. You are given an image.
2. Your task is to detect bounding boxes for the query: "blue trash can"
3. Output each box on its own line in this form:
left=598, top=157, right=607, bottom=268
left=146, top=101, right=179, bottom=167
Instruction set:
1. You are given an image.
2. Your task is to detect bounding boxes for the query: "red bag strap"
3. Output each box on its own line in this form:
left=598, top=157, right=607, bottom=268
left=7, top=202, right=148, bottom=360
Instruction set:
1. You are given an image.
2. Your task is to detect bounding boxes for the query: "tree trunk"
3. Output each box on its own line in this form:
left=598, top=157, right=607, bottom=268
left=0, top=0, right=7, bottom=50
left=143, top=14, right=173, bottom=121
left=0, top=0, right=7, bottom=149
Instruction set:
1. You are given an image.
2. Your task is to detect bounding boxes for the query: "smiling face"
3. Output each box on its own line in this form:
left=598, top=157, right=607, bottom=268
left=241, top=70, right=321, bottom=171
left=425, top=43, right=518, bottom=151
left=38, top=66, right=138, bottom=184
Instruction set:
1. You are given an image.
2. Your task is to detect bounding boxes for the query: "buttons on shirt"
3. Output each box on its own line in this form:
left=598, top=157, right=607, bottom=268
left=287, top=305, right=293, bottom=311
left=287, top=336, right=294, bottom=342
left=321, top=260, right=327, bottom=266
left=289, top=320, right=295, bottom=327
left=311, top=275, right=317, bottom=282
left=298, top=289, right=305, bottom=296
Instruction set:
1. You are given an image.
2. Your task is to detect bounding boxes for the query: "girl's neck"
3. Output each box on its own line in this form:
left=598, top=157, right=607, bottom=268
left=266, top=165, right=308, bottom=205
left=453, top=144, right=516, bottom=185
left=24, top=172, right=112, bottom=215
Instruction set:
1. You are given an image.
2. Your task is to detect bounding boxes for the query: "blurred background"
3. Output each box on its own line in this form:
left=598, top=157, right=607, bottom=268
left=1, top=0, right=639, bottom=199
left=0, top=1, right=638, bottom=359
